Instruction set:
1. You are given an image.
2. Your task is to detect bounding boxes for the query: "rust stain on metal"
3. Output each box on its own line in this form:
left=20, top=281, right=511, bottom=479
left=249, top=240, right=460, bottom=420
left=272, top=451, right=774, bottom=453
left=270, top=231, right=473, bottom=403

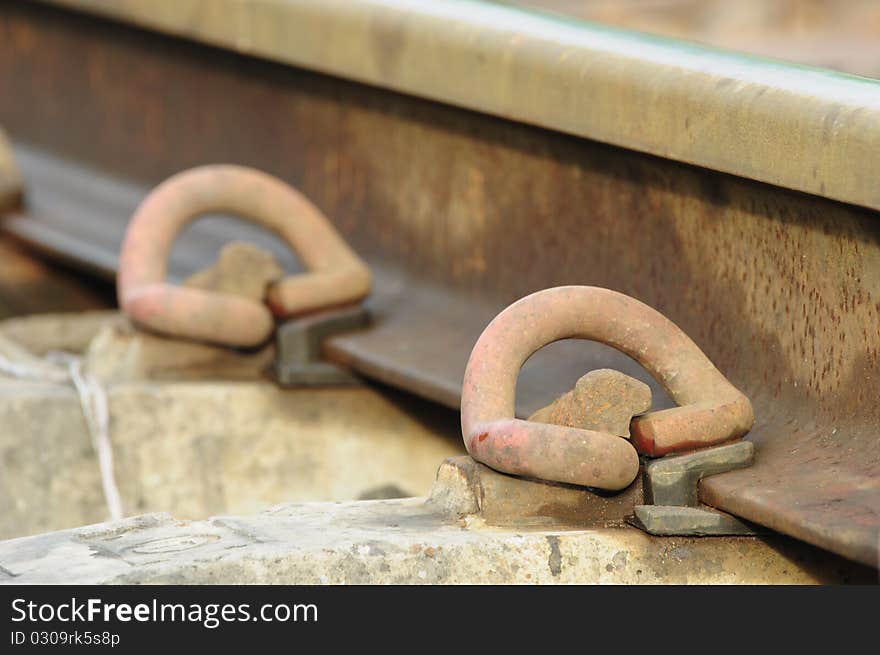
left=460, top=286, right=754, bottom=489
left=117, top=165, right=371, bottom=347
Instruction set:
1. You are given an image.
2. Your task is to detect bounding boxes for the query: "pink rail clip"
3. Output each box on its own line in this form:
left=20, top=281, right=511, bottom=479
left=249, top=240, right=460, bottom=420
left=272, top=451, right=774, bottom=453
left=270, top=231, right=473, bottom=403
left=117, top=165, right=371, bottom=347
left=461, top=286, right=754, bottom=490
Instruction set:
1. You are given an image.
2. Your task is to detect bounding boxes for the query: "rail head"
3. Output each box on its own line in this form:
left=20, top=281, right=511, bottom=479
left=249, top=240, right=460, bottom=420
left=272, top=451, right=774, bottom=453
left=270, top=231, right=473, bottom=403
left=38, top=0, right=880, bottom=212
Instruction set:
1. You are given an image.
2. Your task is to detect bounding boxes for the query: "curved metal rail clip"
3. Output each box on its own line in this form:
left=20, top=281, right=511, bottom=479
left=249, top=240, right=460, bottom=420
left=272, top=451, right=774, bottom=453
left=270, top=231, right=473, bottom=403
left=461, top=286, right=760, bottom=534
left=117, top=165, right=372, bottom=386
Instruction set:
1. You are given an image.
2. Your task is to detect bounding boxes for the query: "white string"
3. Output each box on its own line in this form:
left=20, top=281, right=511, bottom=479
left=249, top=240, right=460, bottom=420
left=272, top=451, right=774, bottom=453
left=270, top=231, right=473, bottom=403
left=0, top=350, right=124, bottom=522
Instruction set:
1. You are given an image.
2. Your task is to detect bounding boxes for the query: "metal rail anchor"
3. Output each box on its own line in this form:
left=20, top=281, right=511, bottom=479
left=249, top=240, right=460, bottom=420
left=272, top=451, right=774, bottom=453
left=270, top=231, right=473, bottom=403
left=460, top=285, right=755, bottom=491
left=628, top=440, right=762, bottom=536
left=117, top=165, right=372, bottom=348
left=272, top=304, right=370, bottom=386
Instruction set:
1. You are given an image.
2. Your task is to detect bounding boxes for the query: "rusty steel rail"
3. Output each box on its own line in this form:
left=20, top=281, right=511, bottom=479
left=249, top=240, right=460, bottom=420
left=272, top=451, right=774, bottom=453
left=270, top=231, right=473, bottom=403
left=460, top=286, right=753, bottom=489
left=117, top=165, right=371, bottom=346
left=37, top=0, right=880, bottom=213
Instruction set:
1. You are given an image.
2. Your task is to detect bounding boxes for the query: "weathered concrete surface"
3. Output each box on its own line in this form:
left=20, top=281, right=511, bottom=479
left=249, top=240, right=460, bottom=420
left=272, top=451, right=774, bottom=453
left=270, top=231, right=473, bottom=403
left=84, top=315, right=275, bottom=383
left=0, top=310, right=274, bottom=382
left=429, top=456, right=643, bottom=528
left=0, top=333, right=69, bottom=380
left=0, top=310, right=116, bottom=355
left=0, top=311, right=463, bottom=539
left=528, top=368, right=652, bottom=438
left=0, top=499, right=872, bottom=584
left=0, top=380, right=462, bottom=540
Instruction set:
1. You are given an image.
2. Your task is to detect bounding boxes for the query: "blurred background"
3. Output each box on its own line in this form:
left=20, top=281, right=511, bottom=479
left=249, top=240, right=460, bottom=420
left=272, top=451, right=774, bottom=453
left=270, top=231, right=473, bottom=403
left=513, top=0, right=880, bottom=77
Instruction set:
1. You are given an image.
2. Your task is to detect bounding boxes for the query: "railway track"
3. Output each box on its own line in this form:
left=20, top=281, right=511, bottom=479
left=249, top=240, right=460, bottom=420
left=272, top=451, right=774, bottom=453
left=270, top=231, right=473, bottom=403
left=0, top=0, right=877, bottom=572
